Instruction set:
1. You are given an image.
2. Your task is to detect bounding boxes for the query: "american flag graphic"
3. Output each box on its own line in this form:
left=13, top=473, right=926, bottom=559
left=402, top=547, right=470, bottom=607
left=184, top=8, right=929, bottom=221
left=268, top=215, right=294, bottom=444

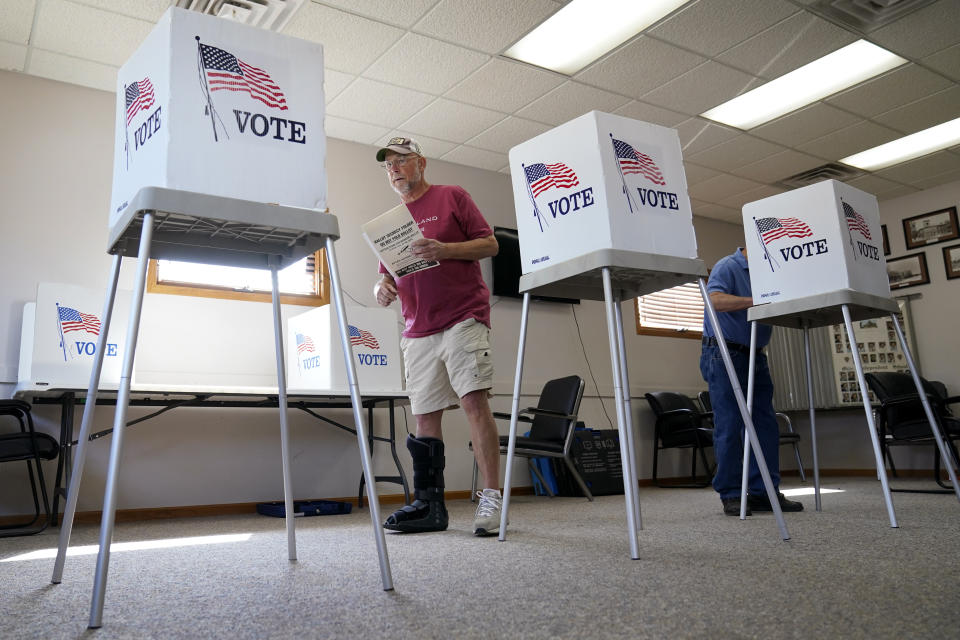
left=612, top=138, right=666, bottom=185
left=58, top=306, right=101, bottom=335
left=843, top=203, right=872, bottom=240
left=756, top=217, right=813, bottom=245
left=349, top=325, right=380, bottom=349
left=125, top=78, right=155, bottom=125
left=296, top=332, right=315, bottom=354
left=524, top=163, right=580, bottom=198
left=199, top=43, right=288, bottom=110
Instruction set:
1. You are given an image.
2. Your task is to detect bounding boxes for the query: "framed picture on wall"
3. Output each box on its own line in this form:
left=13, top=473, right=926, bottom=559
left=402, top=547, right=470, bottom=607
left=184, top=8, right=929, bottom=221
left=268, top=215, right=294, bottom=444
left=882, top=224, right=890, bottom=256
left=886, top=253, right=930, bottom=290
left=902, top=206, right=959, bottom=249
left=943, top=244, right=960, bottom=280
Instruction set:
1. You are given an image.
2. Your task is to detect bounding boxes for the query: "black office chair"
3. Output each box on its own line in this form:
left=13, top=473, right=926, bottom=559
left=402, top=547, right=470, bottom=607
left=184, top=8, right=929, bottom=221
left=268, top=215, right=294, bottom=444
left=470, top=375, right=593, bottom=501
left=0, top=399, right=59, bottom=537
left=644, top=392, right=714, bottom=487
left=864, top=372, right=960, bottom=491
left=698, top=390, right=806, bottom=482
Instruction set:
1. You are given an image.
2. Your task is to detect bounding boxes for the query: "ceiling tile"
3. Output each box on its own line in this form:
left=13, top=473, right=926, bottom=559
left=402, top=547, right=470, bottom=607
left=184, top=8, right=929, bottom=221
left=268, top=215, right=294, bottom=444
left=873, top=150, right=960, bottom=185
left=323, top=69, right=355, bottom=102
left=0, top=0, right=36, bottom=44
left=691, top=199, right=741, bottom=223
left=28, top=48, right=118, bottom=92
left=674, top=118, right=740, bottom=155
left=326, top=77, right=435, bottom=128
left=439, top=145, right=508, bottom=172
left=415, top=0, right=557, bottom=54
left=444, top=58, right=564, bottom=113
left=797, top=121, right=902, bottom=160
left=515, top=81, right=631, bottom=126
left=682, top=162, right=721, bottom=185
left=688, top=174, right=764, bottom=202
left=686, top=135, right=786, bottom=171
left=844, top=174, right=912, bottom=200
left=398, top=98, right=505, bottom=141
left=466, top=116, right=551, bottom=154
left=825, top=64, right=952, bottom=119
left=315, top=0, right=438, bottom=28
left=923, top=43, right=960, bottom=82
left=70, top=0, right=171, bottom=22
left=716, top=13, right=856, bottom=79
left=718, top=184, right=785, bottom=210
left=365, top=33, right=488, bottom=95
left=874, top=184, right=920, bottom=200
left=380, top=131, right=459, bottom=158
left=575, top=36, right=705, bottom=100
left=324, top=115, right=390, bottom=145
left=870, top=0, right=960, bottom=59
left=0, top=42, right=27, bottom=71
left=32, top=0, right=153, bottom=66
left=613, top=101, right=689, bottom=128
left=642, top=60, right=760, bottom=116
left=909, top=166, right=960, bottom=191
left=751, top=103, right=862, bottom=147
left=871, top=86, right=960, bottom=135
left=282, top=2, right=403, bottom=74
left=729, top=149, right=825, bottom=184
left=649, top=0, right=798, bottom=57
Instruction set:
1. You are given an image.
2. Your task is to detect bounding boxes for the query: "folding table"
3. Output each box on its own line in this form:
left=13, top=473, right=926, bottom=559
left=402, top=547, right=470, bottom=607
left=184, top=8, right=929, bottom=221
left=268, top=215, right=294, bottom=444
left=49, top=187, right=393, bottom=628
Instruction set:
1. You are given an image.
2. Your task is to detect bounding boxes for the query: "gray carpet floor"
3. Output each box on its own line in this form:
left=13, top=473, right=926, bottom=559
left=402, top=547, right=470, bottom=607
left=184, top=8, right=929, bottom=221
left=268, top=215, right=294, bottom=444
left=2, top=477, right=960, bottom=639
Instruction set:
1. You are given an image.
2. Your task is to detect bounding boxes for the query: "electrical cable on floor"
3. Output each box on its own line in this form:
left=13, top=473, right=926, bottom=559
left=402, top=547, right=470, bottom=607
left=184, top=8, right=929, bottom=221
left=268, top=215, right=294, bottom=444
left=570, top=304, right=614, bottom=429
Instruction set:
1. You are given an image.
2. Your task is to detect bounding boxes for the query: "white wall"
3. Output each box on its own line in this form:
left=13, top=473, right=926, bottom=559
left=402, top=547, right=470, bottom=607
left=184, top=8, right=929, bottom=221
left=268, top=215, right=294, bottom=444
left=5, top=69, right=953, bottom=515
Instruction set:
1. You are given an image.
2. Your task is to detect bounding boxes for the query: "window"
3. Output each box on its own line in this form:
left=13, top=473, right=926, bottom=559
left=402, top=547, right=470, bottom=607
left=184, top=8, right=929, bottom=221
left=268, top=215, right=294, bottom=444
left=634, top=281, right=704, bottom=340
left=147, top=250, right=329, bottom=306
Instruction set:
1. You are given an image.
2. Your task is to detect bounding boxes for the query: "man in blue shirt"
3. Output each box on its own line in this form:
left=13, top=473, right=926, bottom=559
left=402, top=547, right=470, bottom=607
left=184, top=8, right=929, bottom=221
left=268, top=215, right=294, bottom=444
left=700, top=247, right=803, bottom=516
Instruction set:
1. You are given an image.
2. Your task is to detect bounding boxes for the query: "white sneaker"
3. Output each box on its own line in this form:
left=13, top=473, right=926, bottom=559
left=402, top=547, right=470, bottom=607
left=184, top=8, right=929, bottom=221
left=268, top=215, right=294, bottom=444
left=473, top=489, right=503, bottom=536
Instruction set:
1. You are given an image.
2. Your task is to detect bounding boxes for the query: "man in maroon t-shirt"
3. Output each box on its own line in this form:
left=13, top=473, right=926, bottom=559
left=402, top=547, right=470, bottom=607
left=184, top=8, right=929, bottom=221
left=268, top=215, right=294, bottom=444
left=373, top=137, right=503, bottom=536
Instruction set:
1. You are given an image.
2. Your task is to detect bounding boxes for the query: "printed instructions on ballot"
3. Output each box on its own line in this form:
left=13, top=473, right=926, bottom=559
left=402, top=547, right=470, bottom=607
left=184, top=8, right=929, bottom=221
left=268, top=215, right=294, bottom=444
left=362, top=203, right=439, bottom=278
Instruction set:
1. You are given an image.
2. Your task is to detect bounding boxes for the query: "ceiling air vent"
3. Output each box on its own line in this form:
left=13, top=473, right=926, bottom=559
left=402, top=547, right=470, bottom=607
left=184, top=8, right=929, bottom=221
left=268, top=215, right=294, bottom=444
left=175, top=0, right=304, bottom=31
left=809, top=0, right=939, bottom=33
left=775, top=163, right=864, bottom=190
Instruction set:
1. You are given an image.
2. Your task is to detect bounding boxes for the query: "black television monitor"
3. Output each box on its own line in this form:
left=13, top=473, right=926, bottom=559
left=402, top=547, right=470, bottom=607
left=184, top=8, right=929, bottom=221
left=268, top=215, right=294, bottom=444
left=491, top=226, right=579, bottom=304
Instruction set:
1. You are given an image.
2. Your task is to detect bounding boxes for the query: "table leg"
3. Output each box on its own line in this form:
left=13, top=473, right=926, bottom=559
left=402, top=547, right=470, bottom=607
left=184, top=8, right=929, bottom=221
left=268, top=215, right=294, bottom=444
left=890, top=314, right=960, bottom=501
left=51, top=392, right=74, bottom=527
left=90, top=214, right=154, bottom=627
left=699, top=278, right=789, bottom=541
left=499, top=292, right=530, bottom=542
left=269, top=259, right=297, bottom=561
left=326, top=238, right=393, bottom=590
left=52, top=255, right=123, bottom=585
left=602, top=268, right=641, bottom=559
left=841, top=304, right=897, bottom=527
left=802, top=323, right=821, bottom=511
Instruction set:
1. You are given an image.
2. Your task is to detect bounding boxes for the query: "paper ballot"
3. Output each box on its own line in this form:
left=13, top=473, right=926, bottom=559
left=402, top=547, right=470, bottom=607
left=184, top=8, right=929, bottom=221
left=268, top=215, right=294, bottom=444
left=362, top=204, right=439, bottom=278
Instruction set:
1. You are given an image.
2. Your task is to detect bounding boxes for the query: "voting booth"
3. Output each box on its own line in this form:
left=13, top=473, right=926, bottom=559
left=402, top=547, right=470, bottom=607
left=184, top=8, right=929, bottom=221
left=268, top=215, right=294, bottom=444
left=743, top=179, right=889, bottom=304
left=507, top=110, right=697, bottom=274
left=109, top=6, right=326, bottom=229
left=287, top=306, right=403, bottom=394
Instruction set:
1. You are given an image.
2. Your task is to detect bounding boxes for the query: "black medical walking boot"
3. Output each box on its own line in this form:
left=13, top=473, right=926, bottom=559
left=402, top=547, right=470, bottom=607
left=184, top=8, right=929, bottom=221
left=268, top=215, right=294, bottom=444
left=384, top=435, right=448, bottom=532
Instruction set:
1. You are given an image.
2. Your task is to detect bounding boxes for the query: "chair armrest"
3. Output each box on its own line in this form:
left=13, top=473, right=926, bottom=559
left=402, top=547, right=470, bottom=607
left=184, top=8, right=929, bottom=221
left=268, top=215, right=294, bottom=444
left=521, top=407, right=578, bottom=421
left=492, top=411, right=534, bottom=424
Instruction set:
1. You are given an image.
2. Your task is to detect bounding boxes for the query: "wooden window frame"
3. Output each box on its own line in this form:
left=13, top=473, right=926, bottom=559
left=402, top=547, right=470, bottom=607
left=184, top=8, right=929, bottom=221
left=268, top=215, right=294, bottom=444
left=634, top=280, right=705, bottom=341
left=147, top=249, right=330, bottom=307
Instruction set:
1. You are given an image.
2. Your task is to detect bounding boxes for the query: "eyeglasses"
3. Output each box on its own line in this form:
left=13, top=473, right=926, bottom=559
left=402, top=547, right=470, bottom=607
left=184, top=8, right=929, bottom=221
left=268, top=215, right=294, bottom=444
left=380, top=155, right=419, bottom=170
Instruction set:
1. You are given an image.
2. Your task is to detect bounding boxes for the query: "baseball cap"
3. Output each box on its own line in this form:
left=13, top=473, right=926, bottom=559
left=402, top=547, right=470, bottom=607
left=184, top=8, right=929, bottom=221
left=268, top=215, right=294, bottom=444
left=376, top=137, right=423, bottom=162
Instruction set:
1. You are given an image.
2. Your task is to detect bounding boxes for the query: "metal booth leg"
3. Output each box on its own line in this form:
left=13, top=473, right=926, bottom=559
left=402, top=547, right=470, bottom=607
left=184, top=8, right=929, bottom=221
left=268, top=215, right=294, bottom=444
left=89, top=213, right=155, bottom=628
left=738, top=322, right=758, bottom=520
left=612, top=282, right=641, bottom=529
left=802, top=322, right=822, bottom=511
left=499, top=291, right=531, bottom=541
left=841, top=305, right=897, bottom=528
left=52, top=254, right=123, bottom=585
left=890, top=314, right=960, bottom=501
left=699, top=279, right=789, bottom=541
left=602, top=268, right=641, bottom=559
left=325, top=238, right=393, bottom=590
left=268, top=258, right=297, bottom=561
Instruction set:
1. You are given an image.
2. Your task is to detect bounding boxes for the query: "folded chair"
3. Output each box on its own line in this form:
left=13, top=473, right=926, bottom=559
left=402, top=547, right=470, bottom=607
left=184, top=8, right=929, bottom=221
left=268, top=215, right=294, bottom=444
left=0, top=399, right=59, bottom=537
left=470, top=375, right=593, bottom=501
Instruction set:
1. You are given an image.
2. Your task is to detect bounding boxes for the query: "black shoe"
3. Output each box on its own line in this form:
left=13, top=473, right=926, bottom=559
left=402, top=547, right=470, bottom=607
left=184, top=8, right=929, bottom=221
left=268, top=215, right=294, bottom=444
left=748, top=491, right=804, bottom=512
left=721, top=497, right=751, bottom=517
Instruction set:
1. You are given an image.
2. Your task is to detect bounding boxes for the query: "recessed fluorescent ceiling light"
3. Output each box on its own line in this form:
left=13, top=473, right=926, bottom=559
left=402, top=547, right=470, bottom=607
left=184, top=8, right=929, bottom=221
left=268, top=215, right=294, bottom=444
left=503, top=0, right=689, bottom=75
left=841, top=116, right=960, bottom=171
left=702, top=40, right=907, bottom=129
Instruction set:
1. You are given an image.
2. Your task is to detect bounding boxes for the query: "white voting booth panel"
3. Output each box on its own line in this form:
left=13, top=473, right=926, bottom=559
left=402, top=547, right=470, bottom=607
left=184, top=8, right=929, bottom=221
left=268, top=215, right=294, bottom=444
left=507, top=110, right=697, bottom=274
left=109, top=6, right=326, bottom=229
left=743, top=180, right=889, bottom=304
left=18, top=283, right=131, bottom=391
left=287, top=306, right=403, bottom=394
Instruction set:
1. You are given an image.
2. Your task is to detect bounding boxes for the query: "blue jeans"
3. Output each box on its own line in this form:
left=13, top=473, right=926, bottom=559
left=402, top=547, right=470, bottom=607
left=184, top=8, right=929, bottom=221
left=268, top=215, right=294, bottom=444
left=700, top=345, right=780, bottom=499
